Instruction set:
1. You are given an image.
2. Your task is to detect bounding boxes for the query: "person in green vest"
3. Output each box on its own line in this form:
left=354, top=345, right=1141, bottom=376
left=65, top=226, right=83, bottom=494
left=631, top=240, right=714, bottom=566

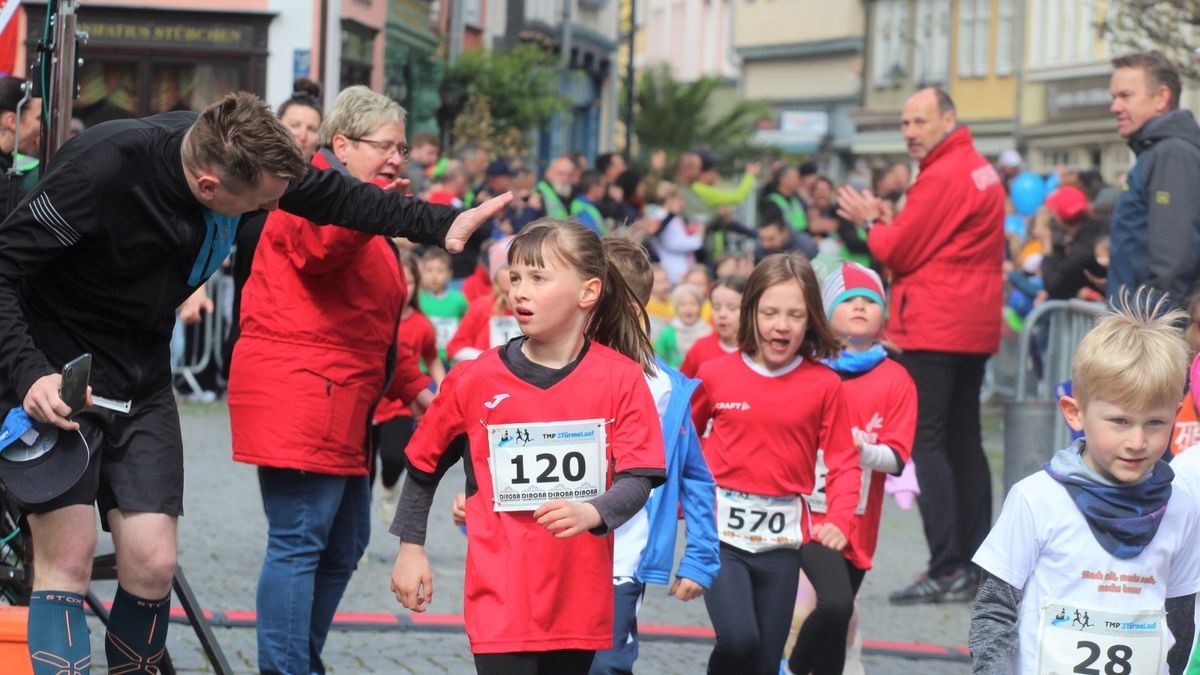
left=534, top=155, right=574, bottom=219
left=457, top=144, right=488, bottom=208
left=570, top=170, right=606, bottom=235
left=761, top=164, right=809, bottom=233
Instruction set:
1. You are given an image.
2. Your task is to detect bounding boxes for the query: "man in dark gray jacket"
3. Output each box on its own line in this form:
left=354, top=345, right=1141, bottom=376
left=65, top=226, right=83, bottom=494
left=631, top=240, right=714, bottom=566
left=1107, top=51, right=1200, bottom=309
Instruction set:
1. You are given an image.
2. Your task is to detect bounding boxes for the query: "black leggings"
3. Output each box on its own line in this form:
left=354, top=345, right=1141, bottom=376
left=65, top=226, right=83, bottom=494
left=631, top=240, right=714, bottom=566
left=787, top=542, right=868, bottom=675
left=474, top=650, right=595, bottom=675
left=371, top=415, right=415, bottom=489
left=705, top=543, right=802, bottom=675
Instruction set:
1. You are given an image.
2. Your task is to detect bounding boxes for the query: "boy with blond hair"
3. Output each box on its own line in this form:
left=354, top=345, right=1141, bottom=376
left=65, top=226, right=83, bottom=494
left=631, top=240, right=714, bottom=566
left=969, top=289, right=1200, bottom=674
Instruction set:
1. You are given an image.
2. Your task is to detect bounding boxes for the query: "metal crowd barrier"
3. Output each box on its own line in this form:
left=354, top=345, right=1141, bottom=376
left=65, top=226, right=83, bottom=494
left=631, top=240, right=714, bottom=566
left=996, top=299, right=1106, bottom=491
left=172, top=275, right=232, bottom=398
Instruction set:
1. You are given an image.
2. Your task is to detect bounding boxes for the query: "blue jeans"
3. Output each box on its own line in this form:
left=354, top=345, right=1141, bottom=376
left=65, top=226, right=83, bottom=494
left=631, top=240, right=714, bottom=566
left=256, top=467, right=370, bottom=675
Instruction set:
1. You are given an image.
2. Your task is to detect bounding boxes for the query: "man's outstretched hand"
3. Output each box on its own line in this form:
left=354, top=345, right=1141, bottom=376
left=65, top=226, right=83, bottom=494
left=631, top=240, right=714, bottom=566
left=444, top=192, right=514, bottom=254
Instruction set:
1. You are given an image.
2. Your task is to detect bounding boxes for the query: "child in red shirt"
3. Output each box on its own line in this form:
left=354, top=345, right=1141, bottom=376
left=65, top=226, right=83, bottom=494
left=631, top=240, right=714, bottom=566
left=447, top=238, right=521, bottom=362
left=389, top=219, right=666, bottom=675
left=692, top=253, right=860, bottom=675
left=785, top=262, right=917, bottom=674
left=680, top=274, right=747, bottom=378
left=372, top=250, right=446, bottom=522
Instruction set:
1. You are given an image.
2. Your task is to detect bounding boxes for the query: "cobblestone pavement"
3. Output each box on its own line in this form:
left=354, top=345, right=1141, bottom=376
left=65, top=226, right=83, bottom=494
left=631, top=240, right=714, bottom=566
left=76, top=402, right=1007, bottom=673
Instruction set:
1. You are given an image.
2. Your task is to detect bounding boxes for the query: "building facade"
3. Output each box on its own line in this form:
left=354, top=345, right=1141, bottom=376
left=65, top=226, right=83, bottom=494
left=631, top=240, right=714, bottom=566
left=501, top=0, right=620, bottom=164
left=853, top=0, right=952, bottom=160
left=733, top=0, right=864, bottom=174
left=640, top=0, right=737, bottom=82
left=1018, top=0, right=1128, bottom=181
left=948, top=0, right=1018, bottom=158
left=386, top=0, right=442, bottom=135
left=19, top=0, right=389, bottom=128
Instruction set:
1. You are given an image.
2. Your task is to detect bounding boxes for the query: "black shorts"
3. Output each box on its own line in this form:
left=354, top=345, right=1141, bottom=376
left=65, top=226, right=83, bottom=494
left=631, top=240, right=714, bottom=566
left=19, top=385, right=184, bottom=527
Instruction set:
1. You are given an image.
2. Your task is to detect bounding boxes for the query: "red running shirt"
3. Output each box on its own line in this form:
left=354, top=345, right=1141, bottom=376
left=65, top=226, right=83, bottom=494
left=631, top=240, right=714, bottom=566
left=373, top=311, right=439, bottom=424
left=692, top=352, right=861, bottom=538
left=813, top=358, right=916, bottom=570
left=405, top=342, right=665, bottom=653
left=679, top=333, right=737, bottom=379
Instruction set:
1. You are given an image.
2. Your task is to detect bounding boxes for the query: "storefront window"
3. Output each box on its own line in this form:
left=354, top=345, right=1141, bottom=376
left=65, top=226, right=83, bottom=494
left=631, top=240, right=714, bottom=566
left=25, top=6, right=267, bottom=130
left=73, top=59, right=247, bottom=128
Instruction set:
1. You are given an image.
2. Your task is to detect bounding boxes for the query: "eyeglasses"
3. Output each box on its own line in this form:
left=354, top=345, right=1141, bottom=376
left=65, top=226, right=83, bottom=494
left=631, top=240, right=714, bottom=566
left=346, top=137, right=410, bottom=160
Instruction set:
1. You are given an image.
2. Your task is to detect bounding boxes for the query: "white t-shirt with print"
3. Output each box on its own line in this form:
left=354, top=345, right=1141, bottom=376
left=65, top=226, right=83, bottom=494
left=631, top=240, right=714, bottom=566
left=973, top=470, right=1200, bottom=675
left=610, top=367, right=673, bottom=580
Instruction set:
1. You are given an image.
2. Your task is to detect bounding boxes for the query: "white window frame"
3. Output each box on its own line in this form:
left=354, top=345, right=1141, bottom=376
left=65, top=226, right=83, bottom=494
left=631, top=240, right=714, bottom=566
left=914, top=0, right=949, bottom=85
left=873, top=0, right=906, bottom=88
left=996, top=0, right=1014, bottom=75
left=957, top=0, right=988, bottom=78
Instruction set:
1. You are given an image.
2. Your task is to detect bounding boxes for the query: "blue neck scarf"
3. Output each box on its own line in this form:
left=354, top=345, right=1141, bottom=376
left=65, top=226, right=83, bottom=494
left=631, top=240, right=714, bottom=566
left=822, top=344, right=887, bottom=374
left=1043, top=441, right=1173, bottom=560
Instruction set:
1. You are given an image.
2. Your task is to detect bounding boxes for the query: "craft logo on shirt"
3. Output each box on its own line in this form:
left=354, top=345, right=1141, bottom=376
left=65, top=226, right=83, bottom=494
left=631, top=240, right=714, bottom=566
left=852, top=412, right=884, bottom=446
left=714, top=401, right=751, bottom=412
left=484, top=393, right=511, bottom=409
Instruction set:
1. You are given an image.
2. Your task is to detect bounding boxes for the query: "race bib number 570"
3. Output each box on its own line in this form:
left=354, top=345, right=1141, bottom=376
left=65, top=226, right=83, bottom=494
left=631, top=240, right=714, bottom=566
left=488, top=419, right=607, bottom=512
left=1035, top=601, right=1165, bottom=675
left=716, top=488, right=805, bottom=553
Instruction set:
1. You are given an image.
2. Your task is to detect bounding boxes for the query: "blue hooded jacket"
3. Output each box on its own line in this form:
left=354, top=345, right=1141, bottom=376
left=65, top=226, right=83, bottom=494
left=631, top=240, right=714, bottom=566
left=635, top=360, right=720, bottom=589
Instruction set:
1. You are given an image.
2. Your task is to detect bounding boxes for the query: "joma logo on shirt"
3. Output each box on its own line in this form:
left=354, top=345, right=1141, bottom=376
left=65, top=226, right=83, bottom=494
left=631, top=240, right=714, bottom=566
left=484, top=394, right=510, bottom=409
left=714, top=401, right=750, bottom=411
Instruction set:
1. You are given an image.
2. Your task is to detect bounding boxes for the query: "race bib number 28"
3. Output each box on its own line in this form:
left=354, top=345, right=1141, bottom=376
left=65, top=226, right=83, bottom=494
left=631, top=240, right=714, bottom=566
left=488, top=419, right=607, bottom=512
left=1035, top=601, right=1164, bottom=675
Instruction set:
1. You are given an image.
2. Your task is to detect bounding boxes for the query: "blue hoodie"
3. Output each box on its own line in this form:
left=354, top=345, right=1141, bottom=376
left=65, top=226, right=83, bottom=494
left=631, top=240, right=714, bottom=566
left=635, top=360, right=720, bottom=589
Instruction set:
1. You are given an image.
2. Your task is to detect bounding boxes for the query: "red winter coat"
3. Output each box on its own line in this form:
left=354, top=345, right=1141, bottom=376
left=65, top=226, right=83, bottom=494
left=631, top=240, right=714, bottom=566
left=228, top=149, right=431, bottom=475
left=867, top=126, right=1005, bottom=354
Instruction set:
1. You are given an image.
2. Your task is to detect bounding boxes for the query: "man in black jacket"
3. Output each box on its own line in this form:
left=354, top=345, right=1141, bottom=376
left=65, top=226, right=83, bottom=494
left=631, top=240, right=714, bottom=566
left=1108, top=51, right=1200, bottom=308
left=0, top=92, right=508, bottom=674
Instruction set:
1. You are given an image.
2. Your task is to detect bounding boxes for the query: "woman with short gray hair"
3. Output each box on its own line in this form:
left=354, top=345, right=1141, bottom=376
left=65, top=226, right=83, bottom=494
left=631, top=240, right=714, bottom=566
left=228, top=84, right=423, bottom=675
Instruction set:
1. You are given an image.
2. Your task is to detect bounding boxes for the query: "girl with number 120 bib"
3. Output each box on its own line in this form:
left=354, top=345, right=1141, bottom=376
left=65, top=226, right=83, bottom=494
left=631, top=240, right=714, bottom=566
left=389, top=219, right=666, bottom=675
left=691, top=253, right=862, bottom=675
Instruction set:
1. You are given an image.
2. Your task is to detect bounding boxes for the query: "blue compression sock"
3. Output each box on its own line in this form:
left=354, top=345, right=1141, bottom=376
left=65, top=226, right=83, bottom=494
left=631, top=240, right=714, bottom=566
left=104, top=585, right=170, bottom=673
left=28, top=590, right=91, bottom=675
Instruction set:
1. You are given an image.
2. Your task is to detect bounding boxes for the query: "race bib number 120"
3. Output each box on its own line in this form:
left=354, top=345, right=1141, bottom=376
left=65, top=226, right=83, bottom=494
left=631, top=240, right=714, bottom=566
left=488, top=419, right=607, bottom=512
left=1035, top=601, right=1164, bottom=675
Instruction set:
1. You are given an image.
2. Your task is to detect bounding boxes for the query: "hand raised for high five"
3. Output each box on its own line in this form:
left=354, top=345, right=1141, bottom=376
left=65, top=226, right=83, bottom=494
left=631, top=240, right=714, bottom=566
left=444, top=192, right=514, bottom=254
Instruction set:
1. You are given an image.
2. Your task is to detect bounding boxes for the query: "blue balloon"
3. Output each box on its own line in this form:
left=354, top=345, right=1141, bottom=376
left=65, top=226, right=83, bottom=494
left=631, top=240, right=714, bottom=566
left=1010, top=171, right=1046, bottom=216
left=1044, top=171, right=1061, bottom=194
left=1004, top=214, right=1027, bottom=238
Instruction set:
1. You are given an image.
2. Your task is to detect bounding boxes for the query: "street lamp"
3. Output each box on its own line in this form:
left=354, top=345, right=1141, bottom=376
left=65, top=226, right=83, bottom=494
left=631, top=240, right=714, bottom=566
left=386, top=66, right=410, bottom=110
left=437, top=78, right=465, bottom=150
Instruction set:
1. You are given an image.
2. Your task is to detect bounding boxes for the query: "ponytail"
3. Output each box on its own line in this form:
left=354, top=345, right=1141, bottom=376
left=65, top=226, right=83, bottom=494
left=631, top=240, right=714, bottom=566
left=508, top=218, right=657, bottom=374
left=590, top=251, right=656, bottom=375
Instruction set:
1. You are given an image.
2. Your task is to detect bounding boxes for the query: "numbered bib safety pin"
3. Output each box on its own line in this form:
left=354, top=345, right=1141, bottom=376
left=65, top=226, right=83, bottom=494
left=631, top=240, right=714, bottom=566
left=487, top=419, right=607, bottom=512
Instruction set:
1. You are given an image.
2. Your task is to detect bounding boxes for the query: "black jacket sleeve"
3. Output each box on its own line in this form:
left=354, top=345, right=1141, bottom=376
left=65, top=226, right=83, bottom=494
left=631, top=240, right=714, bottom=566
left=0, top=161, right=97, bottom=401
left=1166, top=593, right=1195, bottom=675
left=279, top=166, right=459, bottom=247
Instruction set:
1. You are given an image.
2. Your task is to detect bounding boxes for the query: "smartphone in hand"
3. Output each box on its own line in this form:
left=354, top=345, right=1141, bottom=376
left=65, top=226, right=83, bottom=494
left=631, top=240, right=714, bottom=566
left=60, top=353, right=92, bottom=416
